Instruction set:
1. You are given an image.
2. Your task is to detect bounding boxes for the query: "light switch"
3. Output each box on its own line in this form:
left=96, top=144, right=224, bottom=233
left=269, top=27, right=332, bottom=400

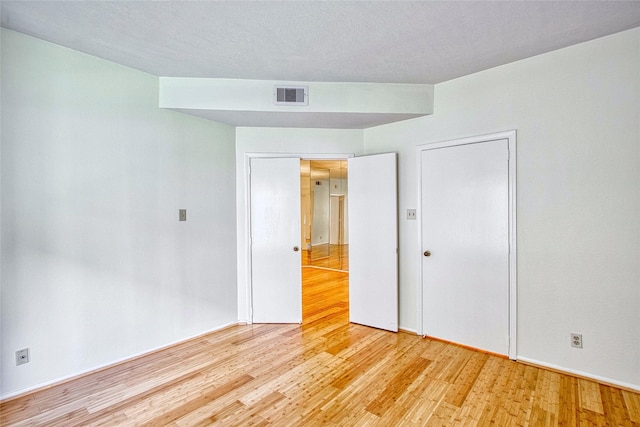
left=179, top=209, right=187, bottom=221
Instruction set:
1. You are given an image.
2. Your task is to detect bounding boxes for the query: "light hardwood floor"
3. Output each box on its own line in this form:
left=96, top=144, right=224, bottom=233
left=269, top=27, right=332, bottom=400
left=2, top=268, right=639, bottom=426
left=302, top=244, right=349, bottom=271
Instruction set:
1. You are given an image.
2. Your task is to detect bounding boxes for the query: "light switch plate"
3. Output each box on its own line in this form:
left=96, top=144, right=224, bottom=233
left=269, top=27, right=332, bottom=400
left=179, top=209, right=187, bottom=221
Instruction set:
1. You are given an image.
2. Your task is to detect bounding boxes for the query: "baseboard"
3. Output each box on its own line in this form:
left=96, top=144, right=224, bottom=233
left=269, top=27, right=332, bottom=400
left=0, top=321, right=242, bottom=402
left=423, top=335, right=509, bottom=359
left=302, top=265, right=348, bottom=273
left=517, top=356, right=640, bottom=393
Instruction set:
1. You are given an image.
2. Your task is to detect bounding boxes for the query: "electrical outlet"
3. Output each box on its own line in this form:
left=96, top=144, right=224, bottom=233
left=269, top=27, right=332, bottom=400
left=179, top=209, right=187, bottom=221
left=407, top=209, right=417, bottom=220
left=571, top=333, right=583, bottom=348
left=16, top=348, right=30, bottom=365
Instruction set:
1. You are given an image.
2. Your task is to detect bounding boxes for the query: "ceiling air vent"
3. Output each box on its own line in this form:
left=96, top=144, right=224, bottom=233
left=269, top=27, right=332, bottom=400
left=274, top=85, right=308, bottom=106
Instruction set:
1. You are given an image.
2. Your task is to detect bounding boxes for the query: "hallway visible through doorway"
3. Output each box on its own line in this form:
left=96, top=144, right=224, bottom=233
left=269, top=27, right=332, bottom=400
left=300, top=159, right=349, bottom=273
left=300, top=158, right=350, bottom=325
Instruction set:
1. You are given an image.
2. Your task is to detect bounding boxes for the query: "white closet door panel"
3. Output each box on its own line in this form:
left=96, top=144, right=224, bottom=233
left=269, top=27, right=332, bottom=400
left=421, top=140, right=509, bottom=355
left=348, top=153, right=398, bottom=332
left=250, top=158, right=301, bottom=323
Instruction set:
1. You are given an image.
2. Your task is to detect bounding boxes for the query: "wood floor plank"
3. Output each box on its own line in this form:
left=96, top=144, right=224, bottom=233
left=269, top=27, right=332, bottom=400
left=443, top=351, right=489, bottom=408
left=179, top=399, right=245, bottom=427
left=599, top=384, right=634, bottom=426
left=623, top=390, right=640, bottom=423
left=534, top=368, right=560, bottom=416
left=579, top=378, right=605, bottom=414
left=239, top=351, right=331, bottom=407
left=2, top=268, right=639, bottom=426
left=558, top=374, right=579, bottom=426
left=140, top=374, right=254, bottom=426
left=0, top=395, right=39, bottom=425
left=365, top=355, right=431, bottom=417
left=405, top=379, right=450, bottom=424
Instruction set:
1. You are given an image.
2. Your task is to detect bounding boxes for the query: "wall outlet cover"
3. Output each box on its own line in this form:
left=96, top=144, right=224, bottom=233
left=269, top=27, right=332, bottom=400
left=571, top=333, right=583, bottom=348
left=16, top=348, right=30, bottom=365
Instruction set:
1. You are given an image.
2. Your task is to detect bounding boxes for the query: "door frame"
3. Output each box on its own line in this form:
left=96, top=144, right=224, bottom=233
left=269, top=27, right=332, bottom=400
left=416, top=130, right=517, bottom=359
left=243, top=152, right=353, bottom=324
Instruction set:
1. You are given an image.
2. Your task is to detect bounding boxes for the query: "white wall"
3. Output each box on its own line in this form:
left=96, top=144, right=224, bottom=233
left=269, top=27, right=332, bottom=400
left=364, top=28, right=640, bottom=389
left=1, top=29, right=238, bottom=397
left=329, top=178, right=348, bottom=245
left=235, top=127, right=364, bottom=322
left=311, top=179, right=330, bottom=245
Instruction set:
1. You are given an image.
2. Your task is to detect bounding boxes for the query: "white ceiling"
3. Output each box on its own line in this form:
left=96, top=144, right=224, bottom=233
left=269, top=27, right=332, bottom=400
left=2, top=1, right=639, bottom=127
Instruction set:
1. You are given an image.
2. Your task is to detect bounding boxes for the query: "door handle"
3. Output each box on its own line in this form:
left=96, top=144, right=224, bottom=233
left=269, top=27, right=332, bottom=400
left=293, top=246, right=300, bottom=252
left=423, top=250, right=431, bottom=257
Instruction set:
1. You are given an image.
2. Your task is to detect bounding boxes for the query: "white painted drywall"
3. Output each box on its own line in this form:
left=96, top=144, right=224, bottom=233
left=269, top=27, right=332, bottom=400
left=311, top=179, right=330, bottom=246
left=159, top=78, right=433, bottom=114
left=329, top=178, right=349, bottom=245
left=364, top=28, right=640, bottom=389
left=158, top=78, right=434, bottom=129
left=0, top=29, right=238, bottom=397
left=235, top=127, right=364, bottom=323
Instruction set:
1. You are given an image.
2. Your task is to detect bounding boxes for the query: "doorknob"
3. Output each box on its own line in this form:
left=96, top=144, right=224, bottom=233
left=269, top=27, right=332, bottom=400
left=293, top=246, right=300, bottom=252
left=423, top=250, right=431, bottom=257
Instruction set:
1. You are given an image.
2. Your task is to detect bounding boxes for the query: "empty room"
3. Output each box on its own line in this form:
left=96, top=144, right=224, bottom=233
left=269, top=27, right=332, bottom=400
left=1, top=1, right=639, bottom=425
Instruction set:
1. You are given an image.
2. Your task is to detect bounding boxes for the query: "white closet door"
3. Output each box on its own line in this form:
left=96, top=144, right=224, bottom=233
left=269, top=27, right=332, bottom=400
left=348, top=153, right=398, bottom=332
left=421, top=139, right=510, bottom=355
left=250, top=158, right=301, bottom=323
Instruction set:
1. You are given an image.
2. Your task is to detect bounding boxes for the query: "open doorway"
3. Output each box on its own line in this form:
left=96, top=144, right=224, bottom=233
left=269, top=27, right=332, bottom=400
left=300, top=159, right=349, bottom=323
left=300, top=160, right=349, bottom=272
left=248, top=153, right=397, bottom=330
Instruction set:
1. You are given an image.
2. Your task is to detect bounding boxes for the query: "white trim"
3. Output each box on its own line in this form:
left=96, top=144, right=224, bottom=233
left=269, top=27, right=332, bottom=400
left=416, top=147, right=423, bottom=338
left=507, top=132, right=517, bottom=360
left=0, top=321, right=241, bottom=401
left=517, top=357, right=640, bottom=392
left=243, top=152, right=354, bottom=325
left=416, top=130, right=517, bottom=360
